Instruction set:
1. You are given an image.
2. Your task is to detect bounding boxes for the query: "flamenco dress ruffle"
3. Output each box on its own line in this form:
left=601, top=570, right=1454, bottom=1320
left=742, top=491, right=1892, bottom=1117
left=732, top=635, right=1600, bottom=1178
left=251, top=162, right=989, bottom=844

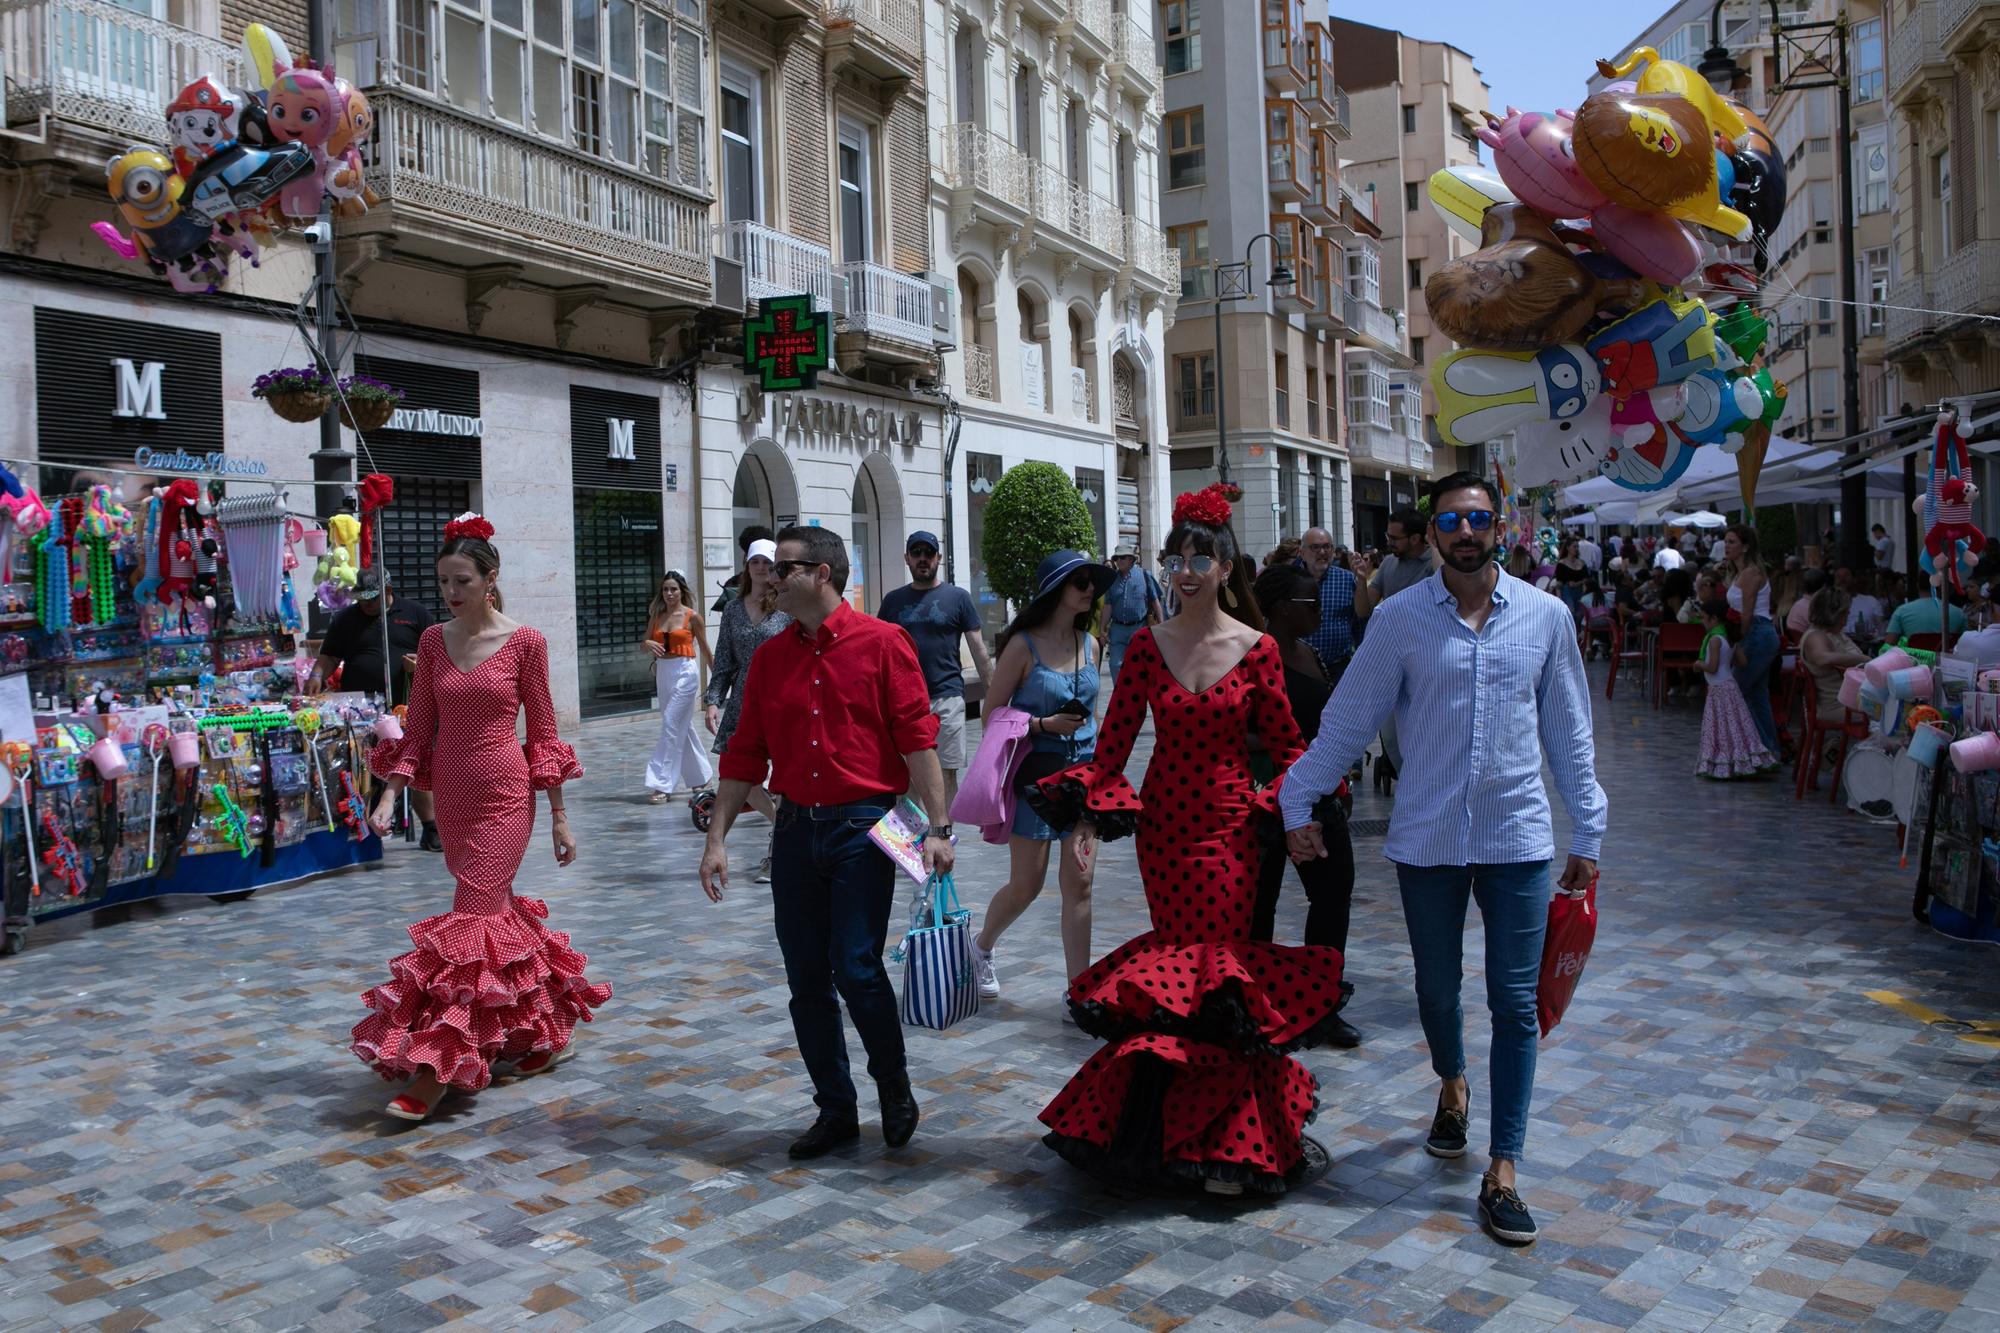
left=1027, top=761, right=1347, bottom=1195
left=350, top=896, right=612, bottom=1091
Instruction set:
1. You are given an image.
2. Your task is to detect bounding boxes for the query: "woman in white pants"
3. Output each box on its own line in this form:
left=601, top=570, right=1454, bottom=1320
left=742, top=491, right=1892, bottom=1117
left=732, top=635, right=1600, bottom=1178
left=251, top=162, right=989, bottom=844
left=643, top=570, right=713, bottom=802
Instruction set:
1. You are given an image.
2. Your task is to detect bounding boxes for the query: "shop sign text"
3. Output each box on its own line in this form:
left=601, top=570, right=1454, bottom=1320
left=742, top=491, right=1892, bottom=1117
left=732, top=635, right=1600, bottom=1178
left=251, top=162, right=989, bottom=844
left=111, top=359, right=167, bottom=420
left=607, top=418, right=636, bottom=462
left=737, top=385, right=925, bottom=452
left=385, top=406, right=484, bottom=437
left=133, top=447, right=269, bottom=477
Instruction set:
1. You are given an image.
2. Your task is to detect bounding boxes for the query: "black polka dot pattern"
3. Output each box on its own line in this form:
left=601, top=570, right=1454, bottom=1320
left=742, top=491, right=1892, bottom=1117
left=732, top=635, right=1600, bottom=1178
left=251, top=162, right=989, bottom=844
left=1031, top=630, right=1345, bottom=1192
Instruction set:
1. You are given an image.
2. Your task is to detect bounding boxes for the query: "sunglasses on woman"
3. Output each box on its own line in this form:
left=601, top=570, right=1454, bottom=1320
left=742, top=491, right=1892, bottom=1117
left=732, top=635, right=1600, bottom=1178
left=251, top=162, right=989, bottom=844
left=1433, top=509, right=1496, bottom=534
left=1067, top=572, right=1097, bottom=591
left=1162, top=554, right=1216, bottom=575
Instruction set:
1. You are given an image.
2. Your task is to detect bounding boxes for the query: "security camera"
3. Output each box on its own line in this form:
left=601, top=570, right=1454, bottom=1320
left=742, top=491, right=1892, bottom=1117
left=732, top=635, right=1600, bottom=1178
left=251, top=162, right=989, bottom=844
left=304, top=219, right=331, bottom=248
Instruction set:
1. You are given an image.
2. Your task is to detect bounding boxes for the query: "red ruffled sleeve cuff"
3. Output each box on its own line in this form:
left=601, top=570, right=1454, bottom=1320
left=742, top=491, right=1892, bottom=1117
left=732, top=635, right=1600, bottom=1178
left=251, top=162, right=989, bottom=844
left=525, top=740, right=584, bottom=791
left=1026, top=762, right=1143, bottom=841
left=369, top=737, right=431, bottom=792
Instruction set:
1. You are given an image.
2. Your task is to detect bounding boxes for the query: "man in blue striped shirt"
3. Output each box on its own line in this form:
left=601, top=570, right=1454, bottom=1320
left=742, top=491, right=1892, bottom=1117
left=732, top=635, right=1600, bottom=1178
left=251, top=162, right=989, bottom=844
left=1280, top=471, right=1607, bottom=1247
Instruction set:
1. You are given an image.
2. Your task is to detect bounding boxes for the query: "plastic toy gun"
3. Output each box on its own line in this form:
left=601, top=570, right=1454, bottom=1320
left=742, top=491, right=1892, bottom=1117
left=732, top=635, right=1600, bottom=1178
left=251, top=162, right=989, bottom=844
left=338, top=771, right=369, bottom=840
left=212, top=782, right=252, bottom=858
left=38, top=812, right=85, bottom=896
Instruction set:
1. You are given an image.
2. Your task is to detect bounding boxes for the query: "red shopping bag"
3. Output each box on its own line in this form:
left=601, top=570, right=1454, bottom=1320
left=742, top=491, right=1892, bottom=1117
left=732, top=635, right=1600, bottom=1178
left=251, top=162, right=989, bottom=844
left=1537, top=874, right=1597, bottom=1037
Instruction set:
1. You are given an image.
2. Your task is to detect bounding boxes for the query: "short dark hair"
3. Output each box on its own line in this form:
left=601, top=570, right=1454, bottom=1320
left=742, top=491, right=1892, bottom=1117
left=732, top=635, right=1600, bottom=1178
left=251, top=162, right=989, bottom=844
left=1800, top=567, right=1827, bottom=594
left=1425, top=470, right=1498, bottom=516
left=775, top=523, right=850, bottom=594
left=1388, top=507, right=1427, bottom=537
left=738, top=524, right=775, bottom=553
left=1871, top=524, right=1886, bottom=534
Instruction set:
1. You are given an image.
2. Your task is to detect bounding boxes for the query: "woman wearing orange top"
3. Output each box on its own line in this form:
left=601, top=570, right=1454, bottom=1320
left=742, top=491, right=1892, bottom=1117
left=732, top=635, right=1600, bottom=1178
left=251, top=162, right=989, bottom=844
left=643, top=570, right=713, bottom=802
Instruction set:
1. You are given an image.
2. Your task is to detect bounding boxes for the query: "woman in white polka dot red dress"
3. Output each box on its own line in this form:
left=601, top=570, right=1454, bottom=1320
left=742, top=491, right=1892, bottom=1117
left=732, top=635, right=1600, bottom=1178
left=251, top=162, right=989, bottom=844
left=356, top=514, right=612, bottom=1122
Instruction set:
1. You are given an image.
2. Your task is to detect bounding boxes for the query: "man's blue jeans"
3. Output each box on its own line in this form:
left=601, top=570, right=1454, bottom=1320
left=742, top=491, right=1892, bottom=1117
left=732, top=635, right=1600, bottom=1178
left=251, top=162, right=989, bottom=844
left=770, top=799, right=907, bottom=1115
left=1395, top=860, right=1551, bottom=1161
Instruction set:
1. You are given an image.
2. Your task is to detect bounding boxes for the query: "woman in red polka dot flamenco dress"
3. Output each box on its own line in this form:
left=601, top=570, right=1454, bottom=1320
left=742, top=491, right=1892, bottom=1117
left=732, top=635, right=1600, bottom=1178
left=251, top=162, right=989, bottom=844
left=1027, top=487, right=1350, bottom=1197
left=353, top=514, right=610, bottom=1122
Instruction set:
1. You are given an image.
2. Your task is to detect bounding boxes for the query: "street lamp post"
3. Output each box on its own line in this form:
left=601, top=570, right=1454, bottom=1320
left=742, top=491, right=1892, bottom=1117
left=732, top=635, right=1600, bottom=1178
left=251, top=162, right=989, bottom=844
left=1700, top=0, right=1864, bottom=567
left=1209, top=232, right=1295, bottom=488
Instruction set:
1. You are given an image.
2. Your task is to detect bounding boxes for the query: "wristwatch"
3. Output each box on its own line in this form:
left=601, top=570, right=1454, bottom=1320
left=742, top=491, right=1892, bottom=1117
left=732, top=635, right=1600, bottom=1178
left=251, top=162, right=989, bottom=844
left=926, top=823, right=954, bottom=840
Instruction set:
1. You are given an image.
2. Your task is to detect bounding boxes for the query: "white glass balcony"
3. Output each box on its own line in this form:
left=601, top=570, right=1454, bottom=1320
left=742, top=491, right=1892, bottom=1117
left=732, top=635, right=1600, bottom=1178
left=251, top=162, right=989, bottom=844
left=720, top=219, right=836, bottom=311
left=1347, top=420, right=1409, bottom=468
left=0, top=0, right=240, bottom=143
left=365, top=89, right=711, bottom=293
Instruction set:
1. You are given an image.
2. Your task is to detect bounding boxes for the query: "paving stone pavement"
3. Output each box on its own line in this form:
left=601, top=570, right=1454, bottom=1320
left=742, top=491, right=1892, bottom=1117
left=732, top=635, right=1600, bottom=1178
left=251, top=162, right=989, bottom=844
left=3, top=664, right=1998, bottom=1332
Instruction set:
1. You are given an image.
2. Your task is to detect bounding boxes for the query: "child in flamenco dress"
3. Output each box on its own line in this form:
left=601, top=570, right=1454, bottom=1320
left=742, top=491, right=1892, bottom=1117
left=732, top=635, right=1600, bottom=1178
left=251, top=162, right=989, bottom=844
left=355, top=515, right=611, bottom=1121
left=1026, top=486, right=1352, bottom=1197
left=1695, top=596, right=1778, bottom=779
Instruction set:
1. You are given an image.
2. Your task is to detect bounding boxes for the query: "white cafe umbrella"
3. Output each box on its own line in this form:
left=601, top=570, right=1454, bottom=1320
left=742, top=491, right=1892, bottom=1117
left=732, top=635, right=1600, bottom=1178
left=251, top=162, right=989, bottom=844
left=1679, top=510, right=1729, bottom=529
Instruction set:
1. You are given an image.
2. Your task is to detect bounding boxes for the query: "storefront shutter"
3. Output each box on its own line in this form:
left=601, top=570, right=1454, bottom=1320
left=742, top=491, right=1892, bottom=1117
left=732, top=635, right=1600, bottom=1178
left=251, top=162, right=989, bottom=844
left=33, top=308, right=222, bottom=468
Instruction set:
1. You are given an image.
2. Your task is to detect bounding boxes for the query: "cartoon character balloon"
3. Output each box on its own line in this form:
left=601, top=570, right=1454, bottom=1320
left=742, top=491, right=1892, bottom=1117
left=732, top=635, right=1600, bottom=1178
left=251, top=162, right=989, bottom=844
left=1433, top=344, right=1603, bottom=448
left=1571, top=91, right=1753, bottom=240
left=1477, top=108, right=1607, bottom=221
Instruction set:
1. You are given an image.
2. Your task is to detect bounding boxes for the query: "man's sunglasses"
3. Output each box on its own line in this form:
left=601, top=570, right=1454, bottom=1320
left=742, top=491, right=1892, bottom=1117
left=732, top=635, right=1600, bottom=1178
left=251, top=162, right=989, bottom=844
left=769, top=559, right=822, bottom=579
left=1433, top=509, right=1496, bottom=534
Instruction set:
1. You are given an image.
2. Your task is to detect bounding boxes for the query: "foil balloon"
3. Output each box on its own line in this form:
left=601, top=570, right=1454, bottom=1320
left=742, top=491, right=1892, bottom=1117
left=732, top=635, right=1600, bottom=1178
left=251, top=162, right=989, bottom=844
left=265, top=67, right=344, bottom=218
left=1596, top=46, right=1751, bottom=145
left=1726, top=96, right=1787, bottom=268
left=88, top=149, right=252, bottom=294
left=1424, top=204, right=1646, bottom=351
left=1587, top=293, right=1720, bottom=400
left=1477, top=107, right=1607, bottom=220
left=1572, top=91, right=1753, bottom=240
left=1433, top=344, right=1602, bottom=448
left=1713, top=305, right=1770, bottom=363
left=1428, top=164, right=1517, bottom=245
left=1587, top=202, right=1704, bottom=285
left=1674, top=368, right=1763, bottom=446
left=1514, top=394, right=1618, bottom=488
left=1602, top=386, right=1695, bottom=490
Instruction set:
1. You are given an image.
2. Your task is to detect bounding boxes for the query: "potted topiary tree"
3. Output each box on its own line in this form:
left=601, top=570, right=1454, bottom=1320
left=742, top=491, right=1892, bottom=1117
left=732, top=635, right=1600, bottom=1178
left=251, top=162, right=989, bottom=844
left=979, top=460, right=1099, bottom=612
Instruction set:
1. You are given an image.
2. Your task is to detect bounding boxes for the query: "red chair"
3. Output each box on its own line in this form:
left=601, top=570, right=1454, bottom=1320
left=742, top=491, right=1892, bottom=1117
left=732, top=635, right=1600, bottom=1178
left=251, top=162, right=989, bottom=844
left=1652, top=623, right=1706, bottom=708
left=1606, top=620, right=1648, bottom=700
left=1903, top=632, right=1942, bottom=652
left=1579, top=609, right=1617, bottom=664
left=1793, top=661, right=1870, bottom=802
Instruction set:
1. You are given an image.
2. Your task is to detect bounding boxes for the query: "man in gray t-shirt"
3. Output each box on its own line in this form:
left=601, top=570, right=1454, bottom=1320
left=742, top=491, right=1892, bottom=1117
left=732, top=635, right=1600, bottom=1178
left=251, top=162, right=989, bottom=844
left=876, top=531, right=991, bottom=805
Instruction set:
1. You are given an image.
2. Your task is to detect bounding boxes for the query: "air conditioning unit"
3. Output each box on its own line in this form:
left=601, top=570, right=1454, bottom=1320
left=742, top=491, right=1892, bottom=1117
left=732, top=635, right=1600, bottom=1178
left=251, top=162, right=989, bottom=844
left=918, top=274, right=955, bottom=347
left=711, top=254, right=745, bottom=313
left=831, top=273, right=850, bottom=320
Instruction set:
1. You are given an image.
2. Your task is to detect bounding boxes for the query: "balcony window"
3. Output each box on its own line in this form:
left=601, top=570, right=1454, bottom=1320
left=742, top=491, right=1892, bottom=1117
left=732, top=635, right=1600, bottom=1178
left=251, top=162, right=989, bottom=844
left=1267, top=100, right=1305, bottom=196
left=1275, top=353, right=1290, bottom=430
left=357, top=0, right=705, bottom=185
left=1406, top=258, right=1421, bottom=293
left=1861, top=247, right=1890, bottom=337
left=1306, top=374, right=1321, bottom=438
left=1262, top=0, right=1304, bottom=84
left=1346, top=361, right=1390, bottom=430
left=838, top=118, right=873, bottom=264
left=1170, top=222, right=1210, bottom=301
left=1167, top=108, right=1205, bottom=189
left=1315, top=234, right=1336, bottom=313
left=1852, top=17, right=1881, bottom=104
left=1856, top=124, right=1890, bottom=216
left=720, top=62, right=760, bottom=223
left=1162, top=0, right=1200, bottom=74
left=1305, top=22, right=1334, bottom=112
left=1345, top=241, right=1380, bottom=307
left=1177, top=353, right=1215, bottom=421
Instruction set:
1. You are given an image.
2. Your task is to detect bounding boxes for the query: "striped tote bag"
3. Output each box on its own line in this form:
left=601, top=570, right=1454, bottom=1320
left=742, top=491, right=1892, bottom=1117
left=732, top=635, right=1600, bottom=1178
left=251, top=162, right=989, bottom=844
left=891, top=873, right=980, bottom=1031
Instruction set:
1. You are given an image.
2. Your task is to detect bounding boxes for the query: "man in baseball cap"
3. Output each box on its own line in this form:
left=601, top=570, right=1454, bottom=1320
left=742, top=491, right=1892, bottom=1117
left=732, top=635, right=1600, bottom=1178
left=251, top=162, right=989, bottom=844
left=1097, top=541, right=1162, bottom=686
left=875, top=530, right=991, bottom=806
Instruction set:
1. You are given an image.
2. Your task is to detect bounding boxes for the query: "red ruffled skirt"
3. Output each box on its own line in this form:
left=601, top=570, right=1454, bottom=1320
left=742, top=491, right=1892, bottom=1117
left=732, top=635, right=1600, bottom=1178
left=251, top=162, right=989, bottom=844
left=350, top=896, right=612, bottom=1091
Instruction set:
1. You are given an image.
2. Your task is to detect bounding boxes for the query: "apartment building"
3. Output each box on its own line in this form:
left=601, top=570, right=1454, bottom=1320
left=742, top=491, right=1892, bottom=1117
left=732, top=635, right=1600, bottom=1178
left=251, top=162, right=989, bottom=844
left=924, top=0, right=1176, bottom=640
left=1158, top=0, right=1405, bottom=556
left=0, top=0, right=952, bottom=725
left=1885, top=0, right=2000, bottom=518
left=1325, top=18, right=1479, bottom=543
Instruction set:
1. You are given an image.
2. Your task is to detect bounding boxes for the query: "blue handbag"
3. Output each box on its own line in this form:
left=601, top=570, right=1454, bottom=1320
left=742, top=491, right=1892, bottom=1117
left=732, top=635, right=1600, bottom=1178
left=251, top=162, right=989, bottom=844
left=890, top=872, right=980, bottom=1031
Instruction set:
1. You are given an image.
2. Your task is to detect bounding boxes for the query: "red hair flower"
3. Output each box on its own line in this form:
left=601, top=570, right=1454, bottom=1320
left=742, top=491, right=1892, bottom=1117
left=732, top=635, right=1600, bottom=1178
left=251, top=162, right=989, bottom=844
left=444, top=512, right=495, bottom=542
left=1173, top=484, right=1233, bottom=528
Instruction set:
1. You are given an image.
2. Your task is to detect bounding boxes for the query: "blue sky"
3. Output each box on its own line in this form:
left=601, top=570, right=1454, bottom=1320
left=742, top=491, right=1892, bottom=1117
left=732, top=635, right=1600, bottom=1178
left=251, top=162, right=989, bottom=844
left=1328, top=1, right=1653, bottom=142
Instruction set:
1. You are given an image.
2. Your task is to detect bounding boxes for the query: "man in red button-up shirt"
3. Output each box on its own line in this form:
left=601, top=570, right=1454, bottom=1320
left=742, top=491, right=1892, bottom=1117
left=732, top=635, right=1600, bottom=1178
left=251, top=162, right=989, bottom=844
left=699, top=525, right=953, bottom=1160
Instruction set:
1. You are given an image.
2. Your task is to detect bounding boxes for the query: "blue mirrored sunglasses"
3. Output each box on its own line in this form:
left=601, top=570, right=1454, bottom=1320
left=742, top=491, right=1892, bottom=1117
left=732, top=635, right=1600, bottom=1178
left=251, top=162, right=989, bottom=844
left=1433, top=509, right=1496, bottom=534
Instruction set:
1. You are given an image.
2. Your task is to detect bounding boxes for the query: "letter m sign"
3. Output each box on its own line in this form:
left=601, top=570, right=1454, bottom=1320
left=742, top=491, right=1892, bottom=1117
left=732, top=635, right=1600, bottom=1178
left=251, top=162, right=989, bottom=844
left=607, top=418, right=636, bottom=462
left=111, top=358, right=167, bottom=420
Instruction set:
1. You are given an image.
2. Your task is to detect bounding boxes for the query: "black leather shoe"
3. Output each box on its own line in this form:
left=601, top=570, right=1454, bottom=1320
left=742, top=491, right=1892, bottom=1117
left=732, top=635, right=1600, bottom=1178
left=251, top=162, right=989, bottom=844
left=880, top=1080, right=920, bottom=1148
left=420, top=824, right=444, bottom=853
left=787, top=1113, right=860, bottom=1159
left=1327, top=1016, right=1362, bottom=1049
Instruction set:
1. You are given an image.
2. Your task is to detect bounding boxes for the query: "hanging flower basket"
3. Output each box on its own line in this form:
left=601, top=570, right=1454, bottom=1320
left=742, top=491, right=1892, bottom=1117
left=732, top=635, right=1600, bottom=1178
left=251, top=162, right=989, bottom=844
left=337, top=373, right=404, bottom=433
left=253, top=366, right=334, bottom=424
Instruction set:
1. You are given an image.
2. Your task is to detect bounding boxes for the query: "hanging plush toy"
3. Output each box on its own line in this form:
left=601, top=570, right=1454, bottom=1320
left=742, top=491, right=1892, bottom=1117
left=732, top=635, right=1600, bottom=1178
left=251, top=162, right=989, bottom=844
left=316, top=510, right=361, bottom=611
left=1918, top=408, right=1985, bottom=594
left=155, top=478, right=202, bottom=605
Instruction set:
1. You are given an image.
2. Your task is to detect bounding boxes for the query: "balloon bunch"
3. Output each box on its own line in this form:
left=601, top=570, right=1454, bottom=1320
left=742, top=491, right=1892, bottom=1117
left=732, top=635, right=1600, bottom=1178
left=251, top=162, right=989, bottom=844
left=1423, top=46, right=1793, bottom=496
left=89, top=24, right=375, bottom=294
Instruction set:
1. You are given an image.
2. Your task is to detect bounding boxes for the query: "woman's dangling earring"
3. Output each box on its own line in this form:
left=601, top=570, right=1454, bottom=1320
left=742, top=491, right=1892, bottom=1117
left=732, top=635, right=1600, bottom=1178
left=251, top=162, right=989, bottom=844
left=486, top=587, right=497, bottom=606
left=1222, top=582, right=1239, bottom=609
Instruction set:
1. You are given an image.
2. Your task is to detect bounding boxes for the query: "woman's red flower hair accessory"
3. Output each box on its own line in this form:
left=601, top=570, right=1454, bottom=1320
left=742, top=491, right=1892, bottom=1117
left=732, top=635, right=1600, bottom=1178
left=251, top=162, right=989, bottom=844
left=444, top=512, right=495, bottom=542
left=1173, top=484, right=1233, bottom=528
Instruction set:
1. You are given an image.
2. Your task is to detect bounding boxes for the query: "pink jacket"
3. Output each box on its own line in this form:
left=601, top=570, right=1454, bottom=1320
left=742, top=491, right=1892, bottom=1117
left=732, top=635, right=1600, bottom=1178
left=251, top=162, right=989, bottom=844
left=950, top=705, right=1031, bottom=844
